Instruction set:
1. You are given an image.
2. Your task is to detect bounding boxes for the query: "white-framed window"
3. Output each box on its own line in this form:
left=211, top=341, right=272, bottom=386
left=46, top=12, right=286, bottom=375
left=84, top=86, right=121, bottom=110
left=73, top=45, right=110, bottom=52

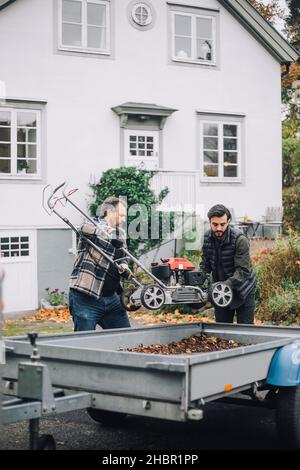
left=124, top=129, right=159, bottom=170
left=0, top=235, right=30, bottom=259
left=200, top=121, right=241, bottom=182
left=171, top=11, right=216, bottom=65
left=58, top=0, right=110, bottom=54
left=0, top=108, right=41, bottom=178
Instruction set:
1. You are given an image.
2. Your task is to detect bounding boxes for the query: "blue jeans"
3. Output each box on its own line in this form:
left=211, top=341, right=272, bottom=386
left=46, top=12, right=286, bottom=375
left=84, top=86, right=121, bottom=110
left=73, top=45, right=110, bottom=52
left=69, top=288, right=131, bottom=331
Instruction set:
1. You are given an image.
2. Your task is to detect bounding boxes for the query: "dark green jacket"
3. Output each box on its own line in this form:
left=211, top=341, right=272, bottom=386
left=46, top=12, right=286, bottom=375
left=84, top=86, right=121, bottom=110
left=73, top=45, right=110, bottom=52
left=200, top=226, right=256, bottom=301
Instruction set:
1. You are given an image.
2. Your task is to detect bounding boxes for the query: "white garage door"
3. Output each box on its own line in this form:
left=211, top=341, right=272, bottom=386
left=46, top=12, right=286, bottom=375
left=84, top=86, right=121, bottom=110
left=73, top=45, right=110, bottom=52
left=0, top=230, right=37, bottom=314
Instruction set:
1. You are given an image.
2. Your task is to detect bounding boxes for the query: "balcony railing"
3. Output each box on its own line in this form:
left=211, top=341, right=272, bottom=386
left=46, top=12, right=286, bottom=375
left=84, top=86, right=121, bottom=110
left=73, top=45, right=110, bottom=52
left=151, top=170, right=201, bottom=213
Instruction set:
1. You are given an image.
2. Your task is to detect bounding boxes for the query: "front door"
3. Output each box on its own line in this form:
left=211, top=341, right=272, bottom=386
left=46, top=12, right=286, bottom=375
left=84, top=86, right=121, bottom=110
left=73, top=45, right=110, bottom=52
left=124, top=130, right=159, bottom=170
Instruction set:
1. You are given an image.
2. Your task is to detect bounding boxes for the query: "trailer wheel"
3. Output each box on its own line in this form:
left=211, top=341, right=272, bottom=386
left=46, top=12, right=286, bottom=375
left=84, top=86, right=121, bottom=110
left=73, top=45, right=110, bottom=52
left=141, top=284, right=165, bottom=311
left=276, top=386, right=300, bottom=449
left=209, top=282, right=233, bottom=308
left=87, top=408, right=127, bottom=427
left=37, top=434, right=56, bottom=450
left=120, top=287, right=141, bottom=311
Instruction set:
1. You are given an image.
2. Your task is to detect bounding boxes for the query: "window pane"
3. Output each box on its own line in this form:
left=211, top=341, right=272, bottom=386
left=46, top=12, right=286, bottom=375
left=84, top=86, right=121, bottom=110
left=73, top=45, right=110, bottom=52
left=196, top=17, right=212, bottom=38
left=146, top=151, right=153, bottom=156
left=17, top=113, right=36, bottom=127
left=0, top=111, right=11, bottom=126
left=28, top=129, right=37, bottom=142
left=87, top=26, right=106, bottom=49
left=138, top=136, right=145, bottom=142
left=21, top=251, right=29, bottom=256
left=224, top=125, right=237, bottom=137
left=175, top=37, right=192, bottom=58
left=17, top=144, right=26, bottom=158
left=138, top=143, right=145, bottom=149
left=28, top=145, right=37, bottom=158
left=62, top=0, right=82, bottom=23
left=224, top=165, right=237, bottom=177
left=175, top=14, right=191, bottom=36
left=0, top=238, right=9, bottom=243
left=147, top=136, right=153, bottom=142
left=203, top=151, right=218, bottom=164
left=0, top=127, right=10, bottom=142
left=129, top=136, right=136, bottom=141
left=197, top=39, right=212, bottom=60
left=224, top=152, right=237, bottom=164
left=62, top=23, right=82, bottom=46
left=0, top=159, right=10, bottom=173
left=203, top=165, right=218, bottom=177
left=0, top=143, right=10, bottom=158
left=87, top=3, right=106, bottom=26
left=129, top=142, right=136, bottom=149
left=21, top=237, right=29, bottom=242
left=130, top=150, right=137, bottom=156
left=26, top=160, right=37, bottom=174
left=11, top=237, right=18, bottom=242
left=17, top=160, right=29, bottom=172
left=224, top=138, right=237, bottom=151
left=203, top=123, right=218, bottom=136
left=138, top=150, right=145, bottom=156
left=17, top=128, right=26, bottom=142
left=203, top=137, right=218, bottom=150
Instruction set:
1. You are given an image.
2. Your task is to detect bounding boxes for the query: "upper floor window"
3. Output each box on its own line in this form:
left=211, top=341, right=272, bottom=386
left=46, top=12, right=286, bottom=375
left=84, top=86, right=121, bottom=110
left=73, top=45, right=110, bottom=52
left=59, top=0, right=110, bottom=54
left=0, top=108, right=41, bottom=179
left=171, top=11, right=216, bottom=65
left=200, top=120, right=242, bottom=182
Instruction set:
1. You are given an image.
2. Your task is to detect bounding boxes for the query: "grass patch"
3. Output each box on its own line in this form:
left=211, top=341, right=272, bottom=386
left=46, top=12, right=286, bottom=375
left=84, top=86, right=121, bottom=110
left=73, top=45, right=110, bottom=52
left=3, top=321, right=73, bottom=337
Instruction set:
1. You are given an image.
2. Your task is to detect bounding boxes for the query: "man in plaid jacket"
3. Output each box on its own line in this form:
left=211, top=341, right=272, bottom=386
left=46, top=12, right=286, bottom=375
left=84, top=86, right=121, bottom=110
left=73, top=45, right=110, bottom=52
left=69, top=196, right=131, bottom=331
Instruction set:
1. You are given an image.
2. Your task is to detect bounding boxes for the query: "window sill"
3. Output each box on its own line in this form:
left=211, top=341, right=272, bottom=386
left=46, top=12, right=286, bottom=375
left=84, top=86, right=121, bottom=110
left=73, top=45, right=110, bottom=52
left=172, top=57, right=216, bottom=66
left=200, top=178, right=242, bottom=184
left=0, top=175, right=42, bottom=181
left=58, top=45, right=111, bottom=56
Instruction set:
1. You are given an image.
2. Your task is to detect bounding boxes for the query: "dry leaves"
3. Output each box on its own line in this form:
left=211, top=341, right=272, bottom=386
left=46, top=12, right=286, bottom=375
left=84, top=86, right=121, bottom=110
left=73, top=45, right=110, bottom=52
left=4, top=308, right=72, bottom=325
left=123, top=334, right=242, bottom=355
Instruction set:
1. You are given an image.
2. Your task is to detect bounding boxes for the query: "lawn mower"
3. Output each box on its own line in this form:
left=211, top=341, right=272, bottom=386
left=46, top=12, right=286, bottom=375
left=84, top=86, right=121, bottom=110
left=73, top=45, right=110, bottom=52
left=42, top=182, right=233, bottom=312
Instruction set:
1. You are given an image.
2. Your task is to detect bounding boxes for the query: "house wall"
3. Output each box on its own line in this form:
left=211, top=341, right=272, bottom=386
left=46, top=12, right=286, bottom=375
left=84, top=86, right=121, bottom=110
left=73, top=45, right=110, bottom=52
left=37, top=228, right=74, bottom=305
left=0, top=0, right=282, bottom=226
left=0, top=0, right=283, bottom=312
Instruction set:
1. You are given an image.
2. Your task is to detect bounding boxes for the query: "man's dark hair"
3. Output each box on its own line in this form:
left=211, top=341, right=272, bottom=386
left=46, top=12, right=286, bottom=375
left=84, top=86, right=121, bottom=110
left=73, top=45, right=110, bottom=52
left=207, top=204, right=232, bottom=222
left=97, top=197, right=126, bottom=219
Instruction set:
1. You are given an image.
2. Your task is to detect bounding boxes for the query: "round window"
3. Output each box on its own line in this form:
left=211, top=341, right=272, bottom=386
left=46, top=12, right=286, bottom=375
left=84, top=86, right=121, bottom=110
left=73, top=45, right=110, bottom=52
left=132, top=3, right=152, bottom=26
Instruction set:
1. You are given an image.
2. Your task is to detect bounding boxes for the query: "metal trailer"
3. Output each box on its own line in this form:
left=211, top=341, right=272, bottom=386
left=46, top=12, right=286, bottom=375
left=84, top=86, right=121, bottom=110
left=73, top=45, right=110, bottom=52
left=1, top=322, right=300, bottom=449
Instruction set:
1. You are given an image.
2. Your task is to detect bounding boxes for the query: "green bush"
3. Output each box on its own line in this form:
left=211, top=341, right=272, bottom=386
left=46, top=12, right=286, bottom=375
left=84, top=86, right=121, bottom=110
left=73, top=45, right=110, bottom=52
left=255, top=234, right=300, bottom=324
left=89, top=167, right=173, bottom=257
left=283, top=183, right=300, bottom=233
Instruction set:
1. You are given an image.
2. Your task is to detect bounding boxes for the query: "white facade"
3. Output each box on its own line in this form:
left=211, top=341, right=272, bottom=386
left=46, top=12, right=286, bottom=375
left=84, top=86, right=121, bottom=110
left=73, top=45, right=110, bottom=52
left=0, top=0, right=290, bottom=312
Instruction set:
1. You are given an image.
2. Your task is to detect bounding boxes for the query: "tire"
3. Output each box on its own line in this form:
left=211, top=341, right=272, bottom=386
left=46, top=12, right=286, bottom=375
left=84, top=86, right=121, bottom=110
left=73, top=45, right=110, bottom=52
left=87, top=408, right=127, bottom=427
left=120, top=287, right=141, bottom=312
left=209, top=282, right=233, bottom=308
left=141, top=284, right=166, bottom=311
left=37, top=434, right=56, bottom=450
left=276, top=386, right=300, bottom=449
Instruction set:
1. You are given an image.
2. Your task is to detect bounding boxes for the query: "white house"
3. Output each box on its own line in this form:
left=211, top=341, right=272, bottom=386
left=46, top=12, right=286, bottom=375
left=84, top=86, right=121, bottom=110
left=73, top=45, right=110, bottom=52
left=0, top=0, right=298, bottom=314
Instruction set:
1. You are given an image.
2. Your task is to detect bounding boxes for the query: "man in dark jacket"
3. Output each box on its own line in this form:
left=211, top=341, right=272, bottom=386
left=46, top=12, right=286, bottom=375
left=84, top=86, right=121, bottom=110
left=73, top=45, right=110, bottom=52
left=69, top=196, right=131, bottom=331
left=199, top=204, right=256, bottom=324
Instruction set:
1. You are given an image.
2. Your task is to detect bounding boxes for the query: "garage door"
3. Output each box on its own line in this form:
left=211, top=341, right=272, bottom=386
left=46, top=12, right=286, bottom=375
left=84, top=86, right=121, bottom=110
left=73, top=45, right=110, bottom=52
left=0, top=230, right=37, bottom=314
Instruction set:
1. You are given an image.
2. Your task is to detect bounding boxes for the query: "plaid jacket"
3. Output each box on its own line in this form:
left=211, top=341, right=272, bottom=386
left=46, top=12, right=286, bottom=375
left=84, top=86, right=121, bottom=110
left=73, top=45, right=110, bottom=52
left=69, top=220, right=127, bottom=299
